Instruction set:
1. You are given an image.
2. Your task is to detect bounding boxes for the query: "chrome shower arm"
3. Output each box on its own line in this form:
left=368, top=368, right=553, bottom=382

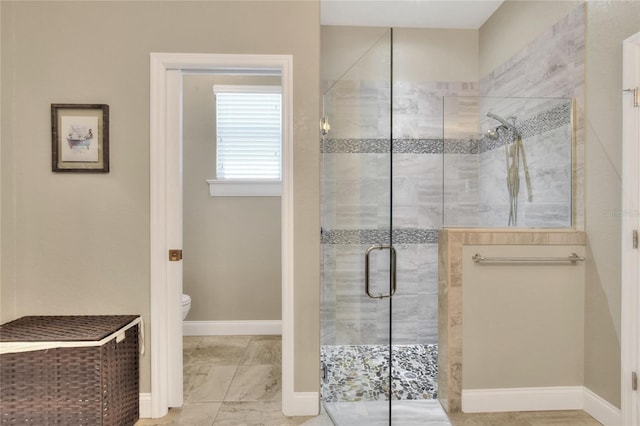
left=487, top=112, right=518, bottom=133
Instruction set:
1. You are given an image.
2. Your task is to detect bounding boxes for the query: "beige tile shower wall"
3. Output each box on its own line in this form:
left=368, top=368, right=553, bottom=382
left=183, top=75, right=282, bottom=321
left=438, top=229, right=586, bottom=413
left=462, top=244, right=585, bottom=389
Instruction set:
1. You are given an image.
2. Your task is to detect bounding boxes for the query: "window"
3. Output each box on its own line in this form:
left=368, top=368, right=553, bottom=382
left=208, top=85, right=282, bottom=196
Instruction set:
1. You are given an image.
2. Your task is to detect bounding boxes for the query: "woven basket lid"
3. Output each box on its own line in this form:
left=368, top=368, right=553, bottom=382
left=0, top=315, right=139, bottom=342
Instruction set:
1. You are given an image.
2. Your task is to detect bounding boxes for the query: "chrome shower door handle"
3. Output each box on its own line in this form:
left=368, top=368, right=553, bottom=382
left=364, top=244, right=397, bottom=299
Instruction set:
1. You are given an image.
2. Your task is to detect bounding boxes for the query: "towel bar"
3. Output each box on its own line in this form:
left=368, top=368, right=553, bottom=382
left=472, top=253, right=585, bottom=264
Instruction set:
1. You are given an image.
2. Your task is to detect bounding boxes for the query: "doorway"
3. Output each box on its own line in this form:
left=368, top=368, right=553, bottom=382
left=181, top=73, right=283, bottom=333
left=149, top=53, right=295, bottom=419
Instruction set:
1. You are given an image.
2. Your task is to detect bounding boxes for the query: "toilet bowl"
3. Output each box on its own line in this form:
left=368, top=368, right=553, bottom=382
left=181, top=294, right=191, bottom=320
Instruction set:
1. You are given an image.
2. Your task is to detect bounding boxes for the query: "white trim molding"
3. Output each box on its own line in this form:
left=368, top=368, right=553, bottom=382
left=206, top=179, right=281, bottom=197
left=183, top=320, right=282, bottom=336
left=285, top=392, right=320, bottom=417
left=584, top=387, right=623, bottom=426
left=149, top=52, right=170, bottom=418
left=139, top=393, right=152, bottom=419
left=279, top=53, right=299, bottom=417
left=621, top=31, right=640, bottom=426
left=462, top=387, right=621, bottom=425
left=462, top=386, right=583, bottom=413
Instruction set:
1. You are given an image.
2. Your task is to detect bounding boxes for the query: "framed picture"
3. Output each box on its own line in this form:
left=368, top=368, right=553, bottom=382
left=51, top=104, right=109, bottom=173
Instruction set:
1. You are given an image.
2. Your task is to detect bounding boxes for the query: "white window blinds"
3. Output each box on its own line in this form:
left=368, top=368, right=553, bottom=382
left=214, top=85, right=282, bottom=181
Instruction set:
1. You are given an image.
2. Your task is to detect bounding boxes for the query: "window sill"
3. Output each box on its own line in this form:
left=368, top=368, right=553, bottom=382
left=206, top=179, right=282, bottom=197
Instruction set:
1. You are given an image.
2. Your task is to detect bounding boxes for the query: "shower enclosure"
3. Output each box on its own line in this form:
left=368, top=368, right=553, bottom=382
left=321, top=29, right=447, bottom=425
left=320, top=28, right=574, bottom=425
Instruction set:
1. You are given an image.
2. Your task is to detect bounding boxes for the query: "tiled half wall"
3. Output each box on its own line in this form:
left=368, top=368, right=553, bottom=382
left=437, top=229, right=586, bottom=413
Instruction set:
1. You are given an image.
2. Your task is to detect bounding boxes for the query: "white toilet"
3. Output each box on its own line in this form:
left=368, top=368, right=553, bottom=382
left=181, top=294, right=191, bottom=320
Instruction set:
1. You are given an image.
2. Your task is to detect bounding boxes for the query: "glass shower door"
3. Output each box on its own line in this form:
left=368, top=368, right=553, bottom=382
left=320, top=29, right=393, bottom=425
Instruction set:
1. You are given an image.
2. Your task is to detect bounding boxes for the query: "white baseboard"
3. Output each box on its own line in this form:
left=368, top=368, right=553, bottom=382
left=139, top=393, right=152, bottom=418
left=139, top=391, right=318, bottom=419
left=462, top=386, right=583, bottom=413
left=142, top=386, right=618, bottom=423
left=583, top=387, right=622, bottom=426
left=462, top=386, right=621, bottom=425
left=183, top=320, right=282, bottom=336
left=282, top=391, right=319, bottom=416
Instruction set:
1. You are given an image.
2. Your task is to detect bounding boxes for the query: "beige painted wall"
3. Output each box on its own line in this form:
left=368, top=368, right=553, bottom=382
left=394, top=28, right=479, bottom=82
left=321, top=26, right=479, bottom=84
left=0, top=0, right=12, bottom=323
left=477, top=0, right=632, bottom=408
left=183, top=74, right=281, bottom=321
left=584, top=0, right=640, bottom=408
left=479, top=0, right=583, bottom=78
left=462, top=244, right=585, bottom=389
left=320, top=26, right=388, bottom=86
left=0, top=2, right=3, bottom=324
left=0, top=0, right=320, bottom=393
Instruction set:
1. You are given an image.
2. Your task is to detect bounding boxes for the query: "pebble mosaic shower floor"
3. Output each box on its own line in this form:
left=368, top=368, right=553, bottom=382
left=320, top=344, right=438, bottom=402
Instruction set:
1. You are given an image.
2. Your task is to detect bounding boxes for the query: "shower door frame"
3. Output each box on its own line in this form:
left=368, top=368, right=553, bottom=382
left=321, top=28, right=396, bottom=424
left=621, top=31, right=640, bottom=426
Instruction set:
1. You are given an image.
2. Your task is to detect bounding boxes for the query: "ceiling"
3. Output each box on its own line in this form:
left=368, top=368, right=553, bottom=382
left=320, top=0, right=504, bottom=29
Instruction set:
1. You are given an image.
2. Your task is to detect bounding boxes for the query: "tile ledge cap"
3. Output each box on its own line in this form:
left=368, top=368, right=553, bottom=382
left=441, top=228, right=583, bottom=234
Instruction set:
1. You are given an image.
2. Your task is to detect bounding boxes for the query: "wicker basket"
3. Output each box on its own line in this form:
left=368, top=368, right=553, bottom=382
left=0, top=315, right=140, bottom=426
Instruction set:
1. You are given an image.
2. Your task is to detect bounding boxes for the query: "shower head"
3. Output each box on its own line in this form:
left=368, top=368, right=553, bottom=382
left=485, top=125, right=509, bottom=140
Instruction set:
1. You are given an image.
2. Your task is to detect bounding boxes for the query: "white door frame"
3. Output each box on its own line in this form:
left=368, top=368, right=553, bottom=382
left=621, top=31, right=640, bottom=426
left=165, top=69, right=184, bottom=409
left=149, top=53, right=295, bottom=418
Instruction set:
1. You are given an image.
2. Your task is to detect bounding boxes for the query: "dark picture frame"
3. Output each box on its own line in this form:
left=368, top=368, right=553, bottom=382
left=51, top=104, right=109, bottom=173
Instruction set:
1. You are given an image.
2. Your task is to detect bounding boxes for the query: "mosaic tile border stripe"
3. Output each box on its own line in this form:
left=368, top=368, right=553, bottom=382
left=444, top=139, right=478, bottom=155
left=322, top=138, right=392, bottom=154
left=321, top=102, right=572, bottom=155
left=321, top=228, right=439, bottom=245
left=321, top=138, right=476, bottom=155
left=320, top=139, right=442, bottom=154
left=480, top=102, right=572, bottom=153
left=521, top=102, right=572, bottom=138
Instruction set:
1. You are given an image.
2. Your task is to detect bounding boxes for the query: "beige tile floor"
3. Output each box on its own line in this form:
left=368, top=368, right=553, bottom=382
left=135, top=335, right=319, bottom=426
left=448, top=410, right=601, bottom=425
left=136, top=336, right=601, bottom=426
